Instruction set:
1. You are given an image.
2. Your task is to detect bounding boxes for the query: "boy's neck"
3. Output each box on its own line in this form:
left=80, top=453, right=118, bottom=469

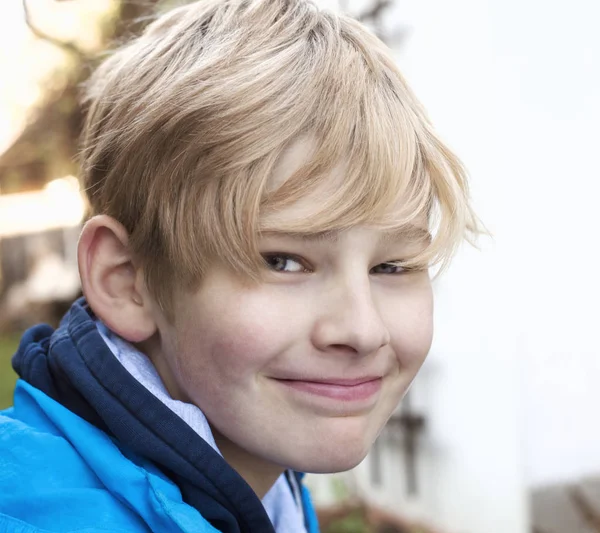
left=211, top=427, right=284, bottom=499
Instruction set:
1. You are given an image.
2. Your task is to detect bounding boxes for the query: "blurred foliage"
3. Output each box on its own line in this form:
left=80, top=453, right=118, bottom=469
left=317, top=499, right=439, bottom=533
left=0, top=336, right=19, bottom=410
left=324, top=509, right=373, bottom=533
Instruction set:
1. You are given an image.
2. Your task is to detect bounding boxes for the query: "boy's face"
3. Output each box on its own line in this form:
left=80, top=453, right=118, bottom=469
left=149, top=146, right=434, bottom=484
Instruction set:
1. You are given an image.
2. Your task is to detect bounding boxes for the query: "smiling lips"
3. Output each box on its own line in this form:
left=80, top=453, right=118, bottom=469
left=274, top=377, right=383, bottom=401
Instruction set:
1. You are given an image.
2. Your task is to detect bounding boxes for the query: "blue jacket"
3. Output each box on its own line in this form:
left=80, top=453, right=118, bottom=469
left=0, top=299, right=319, bottom=533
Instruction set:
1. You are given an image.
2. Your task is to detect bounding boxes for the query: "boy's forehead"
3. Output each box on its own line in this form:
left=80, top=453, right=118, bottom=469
left=264, top=134, right=354, bottom=214
left=266, top=135, right=321, bottom=192
left=262, top=136, right=430, bottom=242
left=259, top=194, right=430, bottom=245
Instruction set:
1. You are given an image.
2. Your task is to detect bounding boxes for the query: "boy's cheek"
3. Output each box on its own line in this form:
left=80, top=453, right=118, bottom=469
left=172, top=303, right=300, bottom=382
left=399, top=318, right=434, bottom=366
left=386, top=300, right=434, bottom=370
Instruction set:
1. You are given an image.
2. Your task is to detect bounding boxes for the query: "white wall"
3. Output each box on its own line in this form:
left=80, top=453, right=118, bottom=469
left=488, top=0, right=600, bottom=488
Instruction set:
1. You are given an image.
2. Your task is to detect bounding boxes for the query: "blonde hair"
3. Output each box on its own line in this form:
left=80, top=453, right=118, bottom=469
left=80, top=0, right=481, bottom=312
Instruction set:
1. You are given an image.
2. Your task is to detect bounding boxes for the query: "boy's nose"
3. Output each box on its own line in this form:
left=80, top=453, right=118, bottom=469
left=311, top=281, right=391, bottom=357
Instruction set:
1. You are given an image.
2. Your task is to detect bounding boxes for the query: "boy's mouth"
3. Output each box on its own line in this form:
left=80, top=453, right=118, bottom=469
left=272, top=377, right=383, bottom=402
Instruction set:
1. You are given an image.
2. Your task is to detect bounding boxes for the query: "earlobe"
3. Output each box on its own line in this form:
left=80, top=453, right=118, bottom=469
left=77, top=215, right=157, bottom=343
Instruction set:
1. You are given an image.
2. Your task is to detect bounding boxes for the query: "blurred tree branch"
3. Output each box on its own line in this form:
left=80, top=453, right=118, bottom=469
left=317, top=498, right=446, bottom=533
left=22, top=0, right=87, bottom=60
left=1, top=0, right=160, bottom=193
left=356, top=0, right=393, bottom=23
left=340, top=0, right=404, bottom=44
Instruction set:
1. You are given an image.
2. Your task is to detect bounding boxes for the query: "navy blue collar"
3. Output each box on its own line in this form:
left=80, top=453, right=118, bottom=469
left=12, top=298, right=276, bottom=533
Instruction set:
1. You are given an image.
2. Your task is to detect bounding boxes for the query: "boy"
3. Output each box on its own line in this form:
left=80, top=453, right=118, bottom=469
left=0, top=0, right=479, bottom=531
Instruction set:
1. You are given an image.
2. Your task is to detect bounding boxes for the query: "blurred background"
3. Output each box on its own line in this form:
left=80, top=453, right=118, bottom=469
left=0, top=1, right=598, bottom=532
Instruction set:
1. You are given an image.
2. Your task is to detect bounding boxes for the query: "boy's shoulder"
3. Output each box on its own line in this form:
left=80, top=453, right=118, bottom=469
left=0, top=381, right=218, bottom=533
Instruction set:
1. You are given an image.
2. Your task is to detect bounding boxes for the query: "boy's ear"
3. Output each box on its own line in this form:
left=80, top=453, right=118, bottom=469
left=77, top=215, right=157, bottom=343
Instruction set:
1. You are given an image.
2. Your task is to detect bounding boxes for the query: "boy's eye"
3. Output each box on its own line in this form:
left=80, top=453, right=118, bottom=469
left=263, top=254, right=308, bottom=273
left=371, top=262, right=406, bottom=275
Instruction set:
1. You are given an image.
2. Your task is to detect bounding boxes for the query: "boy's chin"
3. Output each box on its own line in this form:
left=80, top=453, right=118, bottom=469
left=268, top=415, right=385, bottom=474
left=302, top=453, right=369, bottom=475
left=282, top=437, right=373, bottom=474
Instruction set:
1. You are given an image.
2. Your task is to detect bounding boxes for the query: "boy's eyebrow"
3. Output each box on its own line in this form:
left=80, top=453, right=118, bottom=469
left=259, top=230, right=341, bottom=243
left=259, top=226, right=432, bottom=244
left=381, top=226, right=433, bottom=244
